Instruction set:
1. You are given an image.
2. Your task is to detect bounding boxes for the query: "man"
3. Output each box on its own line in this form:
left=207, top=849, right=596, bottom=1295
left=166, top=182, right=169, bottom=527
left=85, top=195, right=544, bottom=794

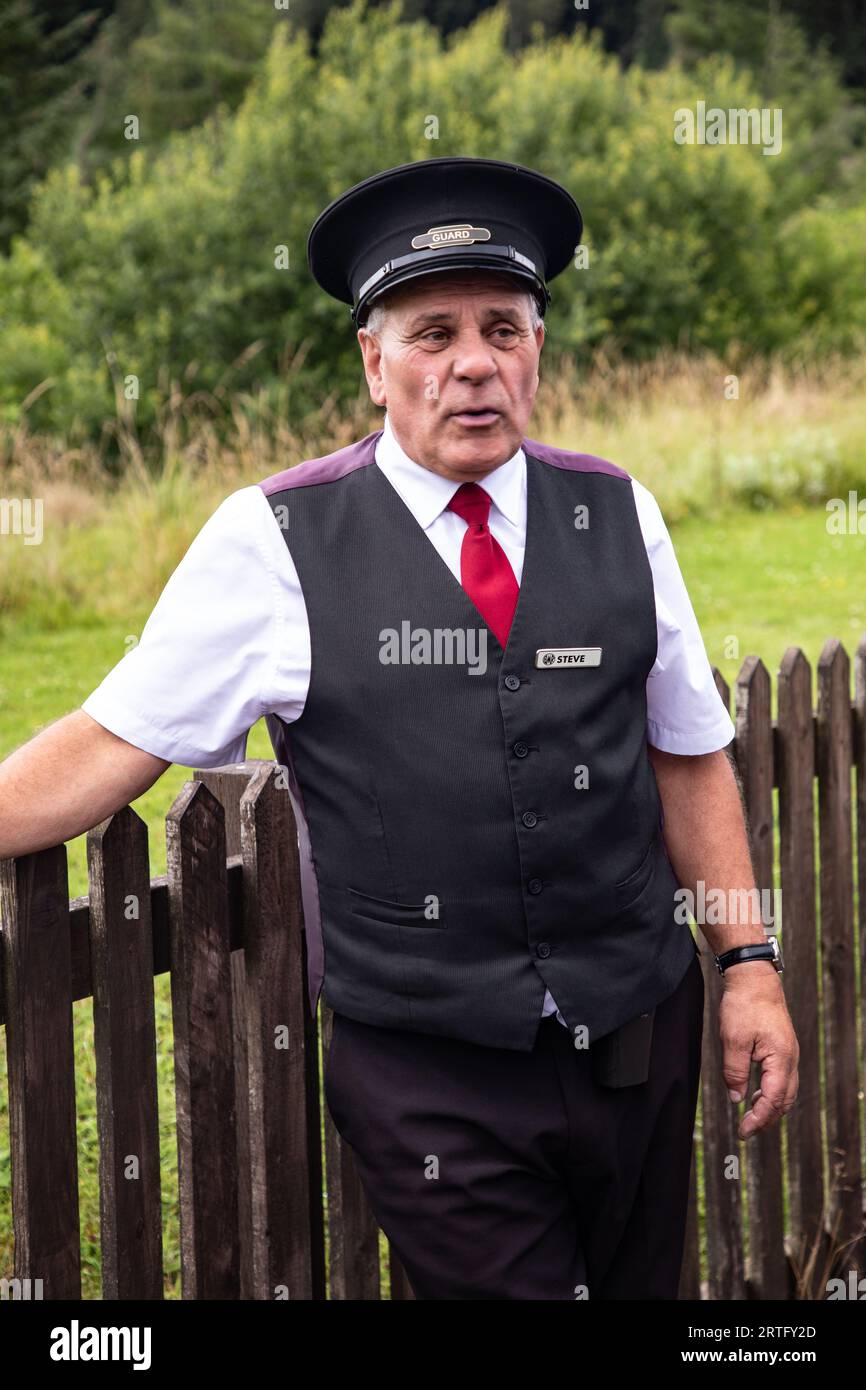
left=0, top=157, right=799, bottom=1300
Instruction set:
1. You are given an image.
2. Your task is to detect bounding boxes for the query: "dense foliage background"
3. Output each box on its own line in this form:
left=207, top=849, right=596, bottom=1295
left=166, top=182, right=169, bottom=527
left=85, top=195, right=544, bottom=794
left=0, top=0, right=864, bottom=445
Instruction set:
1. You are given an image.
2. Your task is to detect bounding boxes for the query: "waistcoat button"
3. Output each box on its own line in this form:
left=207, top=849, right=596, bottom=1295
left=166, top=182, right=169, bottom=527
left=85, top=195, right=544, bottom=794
left=536, top=941, right=551, bottom=958
left=513, top=741, right=529, bottom=758
left=504, top=674, right=521, bottom=691
left=522, top=811, right=538, bottom=827
left=528, top=877, right=544, bottom=894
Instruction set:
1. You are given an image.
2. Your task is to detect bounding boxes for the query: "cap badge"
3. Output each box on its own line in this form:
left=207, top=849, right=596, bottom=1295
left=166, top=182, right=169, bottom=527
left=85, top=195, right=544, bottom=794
left=411, top=223, right=492, bottom=250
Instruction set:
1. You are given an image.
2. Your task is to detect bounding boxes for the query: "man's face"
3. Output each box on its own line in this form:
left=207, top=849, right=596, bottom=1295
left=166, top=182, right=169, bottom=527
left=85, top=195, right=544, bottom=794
left=357, top=273, right=545, bottom=482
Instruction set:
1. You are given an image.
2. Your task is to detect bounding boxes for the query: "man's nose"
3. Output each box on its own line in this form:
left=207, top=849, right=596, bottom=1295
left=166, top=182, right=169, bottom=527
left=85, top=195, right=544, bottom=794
left=450, top=332, right=498, bottom=375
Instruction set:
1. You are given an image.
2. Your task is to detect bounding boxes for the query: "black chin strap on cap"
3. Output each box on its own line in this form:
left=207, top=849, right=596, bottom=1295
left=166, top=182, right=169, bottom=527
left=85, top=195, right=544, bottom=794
left=352, top=245, right=551, bottom=325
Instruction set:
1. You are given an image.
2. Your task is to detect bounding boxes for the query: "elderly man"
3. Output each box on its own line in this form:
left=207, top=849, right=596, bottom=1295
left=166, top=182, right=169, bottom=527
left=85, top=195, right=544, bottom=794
left=0, top=157, right=798, bottom=1301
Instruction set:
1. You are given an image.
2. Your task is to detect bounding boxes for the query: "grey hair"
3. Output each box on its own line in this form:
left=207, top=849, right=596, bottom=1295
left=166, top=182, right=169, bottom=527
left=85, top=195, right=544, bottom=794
left=361, top=284, right=544, bottom=338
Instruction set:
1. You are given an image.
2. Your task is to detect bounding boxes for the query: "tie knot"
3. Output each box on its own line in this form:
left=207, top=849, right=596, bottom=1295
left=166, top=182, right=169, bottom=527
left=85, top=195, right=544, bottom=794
left=447, top=481, right=492, bottom=529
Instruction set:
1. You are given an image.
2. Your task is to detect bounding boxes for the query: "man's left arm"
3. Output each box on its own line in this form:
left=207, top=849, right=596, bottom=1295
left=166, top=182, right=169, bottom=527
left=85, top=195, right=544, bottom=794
left=647, top=744, right=800, bottom=1141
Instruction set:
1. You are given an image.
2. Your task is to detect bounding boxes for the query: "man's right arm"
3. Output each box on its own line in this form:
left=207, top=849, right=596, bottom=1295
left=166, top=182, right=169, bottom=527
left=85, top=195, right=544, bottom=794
left=0, top=481, right=306, bottom=862
left=0, top=710, right=170, bottom=860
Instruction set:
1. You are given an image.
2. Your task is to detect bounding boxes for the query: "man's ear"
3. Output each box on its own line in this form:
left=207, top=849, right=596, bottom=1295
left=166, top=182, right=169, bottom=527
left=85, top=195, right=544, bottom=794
left=358, top=328, right=386, bottom=407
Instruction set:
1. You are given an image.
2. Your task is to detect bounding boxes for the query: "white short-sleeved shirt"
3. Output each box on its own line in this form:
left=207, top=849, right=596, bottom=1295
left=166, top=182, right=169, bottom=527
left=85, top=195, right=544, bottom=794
left=83, top=410, right=735, bottom=1027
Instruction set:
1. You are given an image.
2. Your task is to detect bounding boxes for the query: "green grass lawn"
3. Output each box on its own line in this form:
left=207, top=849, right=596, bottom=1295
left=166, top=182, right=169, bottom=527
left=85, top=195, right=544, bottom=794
left=1, top=499, right=864, bottom=1298
left=673, top=501, right=866, bottom=695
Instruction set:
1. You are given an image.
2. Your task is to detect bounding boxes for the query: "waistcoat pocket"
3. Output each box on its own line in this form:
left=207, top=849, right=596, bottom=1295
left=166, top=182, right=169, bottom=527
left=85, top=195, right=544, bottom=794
left=613, top=828, right=660, bottom=912
left=347, top=886, right=447, bottom=928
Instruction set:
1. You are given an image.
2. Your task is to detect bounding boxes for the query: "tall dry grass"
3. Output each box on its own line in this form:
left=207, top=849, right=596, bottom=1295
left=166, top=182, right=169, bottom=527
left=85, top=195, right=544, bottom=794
left=1, top=349, right=865, bottom=631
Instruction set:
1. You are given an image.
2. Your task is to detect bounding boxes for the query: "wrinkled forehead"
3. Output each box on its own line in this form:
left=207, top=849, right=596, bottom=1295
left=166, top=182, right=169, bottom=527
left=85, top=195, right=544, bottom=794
left=369, top=269, right=537, bottom=320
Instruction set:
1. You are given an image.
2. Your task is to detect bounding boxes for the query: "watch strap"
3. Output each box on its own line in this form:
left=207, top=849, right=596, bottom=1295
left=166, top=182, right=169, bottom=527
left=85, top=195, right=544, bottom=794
left=715, top=941, right=780, bottom=974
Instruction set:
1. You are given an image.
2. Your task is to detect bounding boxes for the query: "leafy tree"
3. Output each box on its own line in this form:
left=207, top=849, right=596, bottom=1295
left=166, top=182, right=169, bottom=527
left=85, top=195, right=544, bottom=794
left=292, top=0, right=577, bottom=49
left=0, top=0, right=102, bottom=248
left=71, top=0, right=284, bottom=176
left=666, top=0, right=866, bottom=208
left=786, top=0, right=866, bottom=90
left=668, top=0, right=866, bottom=91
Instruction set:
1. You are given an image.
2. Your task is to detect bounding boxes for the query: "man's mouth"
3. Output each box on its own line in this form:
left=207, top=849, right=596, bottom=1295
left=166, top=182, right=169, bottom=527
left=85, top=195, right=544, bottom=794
left=450, top=409, right=501, bottom=427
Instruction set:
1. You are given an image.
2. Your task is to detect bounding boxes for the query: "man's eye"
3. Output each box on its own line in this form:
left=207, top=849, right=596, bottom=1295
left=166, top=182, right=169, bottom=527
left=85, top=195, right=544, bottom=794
left=419, top=326, right=517, bottom=343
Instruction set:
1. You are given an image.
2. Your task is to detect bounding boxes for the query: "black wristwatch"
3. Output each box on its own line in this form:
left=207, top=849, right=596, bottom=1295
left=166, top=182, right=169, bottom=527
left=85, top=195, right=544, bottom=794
left=715, top=935, right=783, bottom=975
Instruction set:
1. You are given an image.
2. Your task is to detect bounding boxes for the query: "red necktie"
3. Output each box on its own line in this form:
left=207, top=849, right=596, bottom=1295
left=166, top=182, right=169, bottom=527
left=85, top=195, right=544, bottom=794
left=447, top=482, right=519, bottom=649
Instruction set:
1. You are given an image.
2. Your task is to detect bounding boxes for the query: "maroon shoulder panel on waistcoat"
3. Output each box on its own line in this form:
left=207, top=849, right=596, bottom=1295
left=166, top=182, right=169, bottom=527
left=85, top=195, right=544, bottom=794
left=257, top=428, right=632, bottom=493
left=521, top=437, right=631, bottom=481
left=258, top=430, right=381, bottom=495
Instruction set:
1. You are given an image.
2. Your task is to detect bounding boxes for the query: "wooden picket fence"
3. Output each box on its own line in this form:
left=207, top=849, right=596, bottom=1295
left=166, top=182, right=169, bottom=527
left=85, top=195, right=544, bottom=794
left=685, top=635, right=866, bottom=1300
left=1, top=634, right=865, bottom=1300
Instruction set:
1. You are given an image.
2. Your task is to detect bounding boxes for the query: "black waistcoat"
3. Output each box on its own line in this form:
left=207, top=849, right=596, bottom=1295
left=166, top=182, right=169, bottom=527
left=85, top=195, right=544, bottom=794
left=259, top=429, right=696, bottom=1051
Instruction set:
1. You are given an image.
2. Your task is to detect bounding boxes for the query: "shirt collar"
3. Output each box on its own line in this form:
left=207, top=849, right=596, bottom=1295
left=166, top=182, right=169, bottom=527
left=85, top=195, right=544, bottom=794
left=374, top=410, right=526, bottom=530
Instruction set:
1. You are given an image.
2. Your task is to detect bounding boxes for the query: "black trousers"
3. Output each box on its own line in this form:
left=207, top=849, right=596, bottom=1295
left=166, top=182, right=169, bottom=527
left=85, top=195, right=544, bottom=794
left=323, top=951, right=704, bottom=1300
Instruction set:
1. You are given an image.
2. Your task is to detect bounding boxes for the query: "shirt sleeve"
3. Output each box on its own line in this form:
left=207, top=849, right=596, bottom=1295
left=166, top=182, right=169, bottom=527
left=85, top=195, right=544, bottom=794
left=81, top=484, right=298, bottom=767
left=631, top=477, right=736, bottom=755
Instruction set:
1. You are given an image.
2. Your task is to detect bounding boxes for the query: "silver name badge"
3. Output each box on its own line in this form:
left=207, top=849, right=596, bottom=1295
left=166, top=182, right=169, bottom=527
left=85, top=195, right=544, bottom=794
left=535, top=647, right=602, bottom=668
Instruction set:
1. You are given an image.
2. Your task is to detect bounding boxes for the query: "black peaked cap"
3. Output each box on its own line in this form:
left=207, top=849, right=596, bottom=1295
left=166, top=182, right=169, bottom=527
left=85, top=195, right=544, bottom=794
left=307, top=156, right=583, bottom=325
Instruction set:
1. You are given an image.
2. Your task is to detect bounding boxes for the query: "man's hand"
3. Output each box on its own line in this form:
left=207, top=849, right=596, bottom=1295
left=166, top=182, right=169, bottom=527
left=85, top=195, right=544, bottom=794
left=717, top=962, right=799, bottom=1140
